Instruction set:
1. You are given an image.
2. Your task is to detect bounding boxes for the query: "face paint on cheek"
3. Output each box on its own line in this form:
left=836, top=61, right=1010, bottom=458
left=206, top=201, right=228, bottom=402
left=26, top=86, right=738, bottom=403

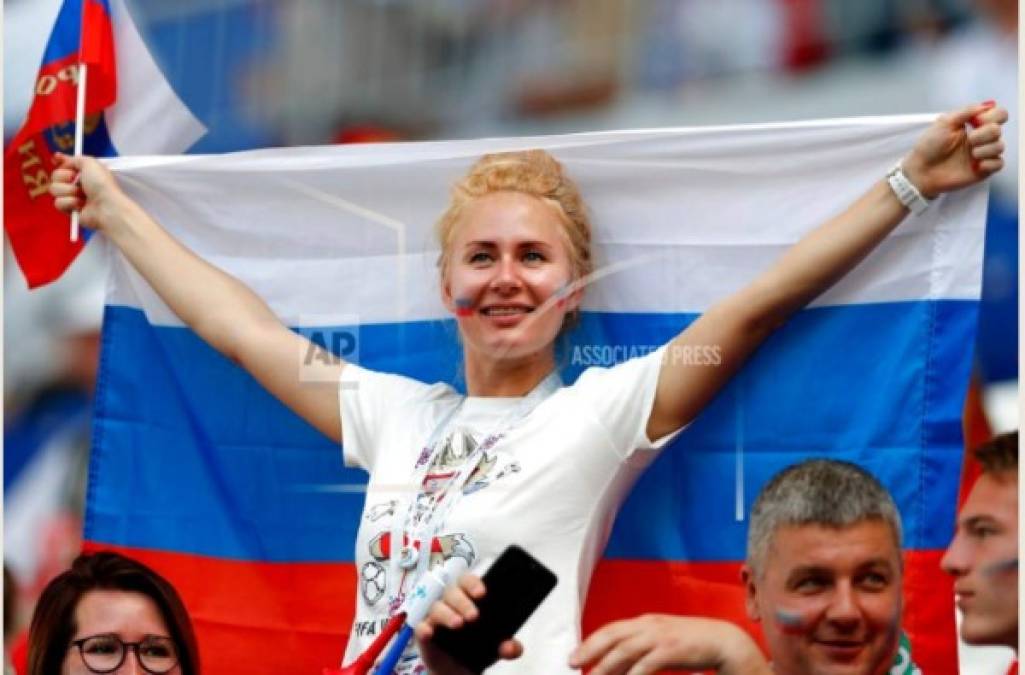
left=982, top=558, right=1018, bottom=576
left=454, top=297, right=475, bottom=317
left=774, top=608, right=815, bottom=635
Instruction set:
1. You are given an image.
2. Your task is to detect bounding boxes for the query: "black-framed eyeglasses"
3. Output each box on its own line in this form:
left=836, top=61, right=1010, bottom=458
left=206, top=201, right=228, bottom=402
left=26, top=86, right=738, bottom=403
left=69, top=633, right=179, bottom=674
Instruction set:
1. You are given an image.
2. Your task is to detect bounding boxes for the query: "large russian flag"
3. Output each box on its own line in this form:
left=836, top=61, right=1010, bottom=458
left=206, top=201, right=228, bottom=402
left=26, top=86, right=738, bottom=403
left=87, top=117, right=984, bottom=674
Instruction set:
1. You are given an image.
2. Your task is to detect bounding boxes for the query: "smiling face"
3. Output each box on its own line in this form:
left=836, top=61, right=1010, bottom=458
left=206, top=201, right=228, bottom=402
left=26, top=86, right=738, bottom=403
left=941, top=471, right=1018, bottom=648
left=441, top=191, right=580, bottom=367
left=62, top=590, right=181, bottom=675
left=742, top=521, right=903, bottom=675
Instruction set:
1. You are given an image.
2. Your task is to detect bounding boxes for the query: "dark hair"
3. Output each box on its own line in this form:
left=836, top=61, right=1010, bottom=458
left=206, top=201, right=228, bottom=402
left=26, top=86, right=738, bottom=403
left=974, top=431, right=1018, bottom=476
left=27, top=551, right=200, bottom=675
left=4, top=565, right=17, bottom=641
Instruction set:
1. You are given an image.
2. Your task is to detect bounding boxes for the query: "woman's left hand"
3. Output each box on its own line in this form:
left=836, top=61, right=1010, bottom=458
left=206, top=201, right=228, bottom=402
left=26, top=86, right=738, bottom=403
left=903, top=101, right=1008, bottom=199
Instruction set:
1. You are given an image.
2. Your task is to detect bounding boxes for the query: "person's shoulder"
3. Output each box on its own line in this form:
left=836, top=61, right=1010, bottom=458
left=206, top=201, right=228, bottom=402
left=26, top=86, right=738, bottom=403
left=343, top=363, right=457, bottom=403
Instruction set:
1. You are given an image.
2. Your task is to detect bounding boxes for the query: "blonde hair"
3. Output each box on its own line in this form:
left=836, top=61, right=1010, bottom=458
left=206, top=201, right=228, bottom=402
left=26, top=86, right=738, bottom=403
left=435, top=150, right=593, bottom=285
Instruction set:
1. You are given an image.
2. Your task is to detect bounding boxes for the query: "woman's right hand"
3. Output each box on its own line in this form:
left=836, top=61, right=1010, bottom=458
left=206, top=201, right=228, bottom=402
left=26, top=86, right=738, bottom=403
left=415, top=573, right=523, bottom=675
left=49, top=153, right=130, bottom=234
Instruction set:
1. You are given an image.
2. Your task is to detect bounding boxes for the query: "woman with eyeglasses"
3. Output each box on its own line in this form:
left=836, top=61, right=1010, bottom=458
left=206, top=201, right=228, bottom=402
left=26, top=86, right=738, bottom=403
left=27, top=552, right=199, bottom=675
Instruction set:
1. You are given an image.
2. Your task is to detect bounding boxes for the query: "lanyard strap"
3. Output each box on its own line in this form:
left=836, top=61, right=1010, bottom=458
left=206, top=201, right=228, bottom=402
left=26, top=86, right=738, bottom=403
left=385, top=372, right=562, bottom=610
left=386, top=398, right=463, bottom=609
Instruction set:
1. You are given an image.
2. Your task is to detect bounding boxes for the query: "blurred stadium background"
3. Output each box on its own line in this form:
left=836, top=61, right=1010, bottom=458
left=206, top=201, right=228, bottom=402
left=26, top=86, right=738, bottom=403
left=4, top=0, right=1017, bottom=672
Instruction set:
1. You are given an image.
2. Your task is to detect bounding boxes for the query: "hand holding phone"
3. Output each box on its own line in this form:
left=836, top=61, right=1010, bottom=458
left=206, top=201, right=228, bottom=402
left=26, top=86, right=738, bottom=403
left=418, top=546, right=557, bottom=674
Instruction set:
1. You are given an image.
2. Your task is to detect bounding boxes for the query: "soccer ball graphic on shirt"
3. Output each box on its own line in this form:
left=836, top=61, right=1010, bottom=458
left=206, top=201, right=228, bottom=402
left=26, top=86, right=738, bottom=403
left=360, top=561, right=387, bottom=605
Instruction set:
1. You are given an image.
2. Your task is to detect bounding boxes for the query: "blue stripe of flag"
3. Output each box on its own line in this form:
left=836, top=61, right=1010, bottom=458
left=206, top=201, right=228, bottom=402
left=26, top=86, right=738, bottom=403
left=86, top=300, right=973, bottom=562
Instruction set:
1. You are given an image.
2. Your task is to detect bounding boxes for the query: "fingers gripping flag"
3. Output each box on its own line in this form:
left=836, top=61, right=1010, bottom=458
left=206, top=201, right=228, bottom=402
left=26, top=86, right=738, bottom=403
left=3, top=0, right=205, bottom=288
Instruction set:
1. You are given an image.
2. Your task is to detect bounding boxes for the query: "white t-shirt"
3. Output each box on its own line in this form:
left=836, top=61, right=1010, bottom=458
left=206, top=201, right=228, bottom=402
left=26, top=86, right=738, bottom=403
left=339, top=347, right=676, bottom=674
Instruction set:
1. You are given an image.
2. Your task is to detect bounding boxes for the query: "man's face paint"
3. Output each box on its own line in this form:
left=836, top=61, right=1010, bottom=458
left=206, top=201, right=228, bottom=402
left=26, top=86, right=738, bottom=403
left=744, top=521, right=903, bottom=675
left=982, top=557, right=1019, bottom=576
left=774, top=608, right=812, bottom=635
left=942, top=472, right=1019, bottom=648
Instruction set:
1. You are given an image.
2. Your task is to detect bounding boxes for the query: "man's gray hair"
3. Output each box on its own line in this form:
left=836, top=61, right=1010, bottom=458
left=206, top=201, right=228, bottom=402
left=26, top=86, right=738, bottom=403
left=746, top=459, right=903, bottom=576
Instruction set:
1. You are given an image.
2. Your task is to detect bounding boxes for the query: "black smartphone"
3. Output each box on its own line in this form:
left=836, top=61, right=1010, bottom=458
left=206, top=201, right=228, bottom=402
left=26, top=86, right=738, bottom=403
left=429, top=545, right=558, bottom=673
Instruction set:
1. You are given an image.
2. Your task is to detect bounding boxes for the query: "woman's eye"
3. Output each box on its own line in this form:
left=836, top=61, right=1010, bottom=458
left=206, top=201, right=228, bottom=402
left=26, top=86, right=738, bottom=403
left=522, top=250, right=545, bottom=262
left=469, top=251, right=492, bottom=263
left=84, top=639, right=119, bottom=654
left=141, top=644, right=172, bottom=658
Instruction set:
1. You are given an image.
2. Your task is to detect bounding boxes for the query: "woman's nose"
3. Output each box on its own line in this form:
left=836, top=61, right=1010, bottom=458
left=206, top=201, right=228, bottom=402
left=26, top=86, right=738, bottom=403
left=489, top=257, right=522, bottom=293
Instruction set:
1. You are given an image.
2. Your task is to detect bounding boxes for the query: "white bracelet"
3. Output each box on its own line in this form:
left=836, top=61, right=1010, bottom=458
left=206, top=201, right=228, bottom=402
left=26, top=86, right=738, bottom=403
left=886, top=163, right=930, bottom=215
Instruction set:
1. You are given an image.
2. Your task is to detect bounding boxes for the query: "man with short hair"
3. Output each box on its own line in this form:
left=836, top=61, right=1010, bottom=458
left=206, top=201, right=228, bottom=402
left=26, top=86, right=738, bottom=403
left=549, top=460, right=918, bottom=674
left=738, top=459, right=914, bottom=675
left=941, top=432, right=1019, bottom=653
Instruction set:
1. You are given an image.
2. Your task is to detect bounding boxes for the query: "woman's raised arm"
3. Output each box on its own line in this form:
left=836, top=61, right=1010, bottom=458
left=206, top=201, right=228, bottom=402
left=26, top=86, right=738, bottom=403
left=50, top=154, right=344, bottom=444
left=645, top=102, right=1008, bottom=440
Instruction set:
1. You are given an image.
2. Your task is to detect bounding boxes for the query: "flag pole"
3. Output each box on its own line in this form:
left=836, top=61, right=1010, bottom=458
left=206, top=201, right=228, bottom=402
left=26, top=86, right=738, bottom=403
left=70, top=0, right=90, bottom=243
left=70, top=62, right=87, bottom=242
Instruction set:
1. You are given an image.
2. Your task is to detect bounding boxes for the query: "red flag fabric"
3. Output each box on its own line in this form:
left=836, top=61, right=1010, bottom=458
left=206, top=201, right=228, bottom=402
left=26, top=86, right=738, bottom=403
left=3, top=0, right=116, bottom=288
left=959, top=376, right=992, bottom=507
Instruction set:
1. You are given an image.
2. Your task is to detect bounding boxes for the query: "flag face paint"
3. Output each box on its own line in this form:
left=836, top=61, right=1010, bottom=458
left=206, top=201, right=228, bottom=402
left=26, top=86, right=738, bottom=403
left=774, top=607, right=812, bottom=634
left=764, top=598, right=902, bottom=673
left=773, top=605, right=904, bottom=640
left=983, top=557, right=1019, bottom=576
left=88, top=118, right=982, bottom=673
left=454, top=298, right=475, bottom=317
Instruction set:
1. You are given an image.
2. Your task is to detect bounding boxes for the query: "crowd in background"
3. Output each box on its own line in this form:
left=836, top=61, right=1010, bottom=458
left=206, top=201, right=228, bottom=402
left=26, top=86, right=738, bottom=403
left=3, top=0, right=1018, bottom=670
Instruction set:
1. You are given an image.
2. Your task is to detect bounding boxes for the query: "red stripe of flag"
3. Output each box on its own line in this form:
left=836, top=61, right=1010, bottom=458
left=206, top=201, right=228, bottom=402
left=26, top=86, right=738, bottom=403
left=83, top=543, right=956, bottom=675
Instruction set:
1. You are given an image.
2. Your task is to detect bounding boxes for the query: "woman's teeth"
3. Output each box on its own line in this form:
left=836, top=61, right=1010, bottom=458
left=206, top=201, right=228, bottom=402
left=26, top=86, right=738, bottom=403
left=483, top=306, right=531, bottom=316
